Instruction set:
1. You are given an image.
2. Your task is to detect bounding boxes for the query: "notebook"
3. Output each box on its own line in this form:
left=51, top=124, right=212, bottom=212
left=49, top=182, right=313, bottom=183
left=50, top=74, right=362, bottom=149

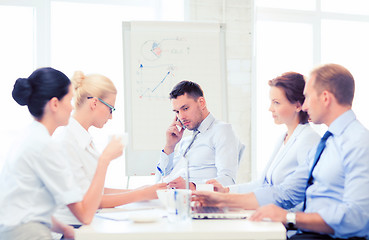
left=191, top=206, right=252, bottom=219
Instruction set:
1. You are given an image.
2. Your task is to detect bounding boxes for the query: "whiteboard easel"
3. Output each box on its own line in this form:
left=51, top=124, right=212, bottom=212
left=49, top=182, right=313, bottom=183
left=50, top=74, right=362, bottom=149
left=122, top=21, right=227, bottom=181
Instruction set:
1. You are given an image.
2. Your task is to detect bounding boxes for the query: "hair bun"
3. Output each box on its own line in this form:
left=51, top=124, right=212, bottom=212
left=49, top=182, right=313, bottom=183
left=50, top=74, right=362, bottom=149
left=72, top=71, right=86, bottom=90
left=12, top=78, right=32, bottom=106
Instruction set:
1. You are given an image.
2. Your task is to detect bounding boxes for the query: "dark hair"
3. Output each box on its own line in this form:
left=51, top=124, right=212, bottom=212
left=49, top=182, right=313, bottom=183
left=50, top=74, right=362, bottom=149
left=310, top=63, right=354, bottom=106
left=12, top=67, right=71, bottom=119
left=269, top=72, right=309, bottom=124
left=169, top=80, right=204, bottom=100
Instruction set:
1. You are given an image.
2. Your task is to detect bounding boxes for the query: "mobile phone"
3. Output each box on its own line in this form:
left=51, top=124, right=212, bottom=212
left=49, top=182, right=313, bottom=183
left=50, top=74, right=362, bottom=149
left=177, top=117, right=186, bottom=130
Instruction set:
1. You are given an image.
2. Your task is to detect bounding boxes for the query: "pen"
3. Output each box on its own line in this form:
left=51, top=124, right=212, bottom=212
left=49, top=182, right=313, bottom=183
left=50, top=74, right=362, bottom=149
left=157, top=166, right=164, bottom=183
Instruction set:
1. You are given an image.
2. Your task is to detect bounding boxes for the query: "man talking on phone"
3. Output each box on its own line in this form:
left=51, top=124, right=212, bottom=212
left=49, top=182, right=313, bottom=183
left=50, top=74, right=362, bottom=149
left=155, top=80, right=244, bottom=189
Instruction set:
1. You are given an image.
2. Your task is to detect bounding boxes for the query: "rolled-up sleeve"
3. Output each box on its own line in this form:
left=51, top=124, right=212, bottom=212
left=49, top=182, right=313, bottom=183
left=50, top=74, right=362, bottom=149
left=316, top=144, right=369, bottom=237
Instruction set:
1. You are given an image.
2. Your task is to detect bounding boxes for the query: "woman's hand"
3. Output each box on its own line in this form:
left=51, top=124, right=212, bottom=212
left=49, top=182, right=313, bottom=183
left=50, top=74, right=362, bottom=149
left=101, top=136, right=124, bottom=163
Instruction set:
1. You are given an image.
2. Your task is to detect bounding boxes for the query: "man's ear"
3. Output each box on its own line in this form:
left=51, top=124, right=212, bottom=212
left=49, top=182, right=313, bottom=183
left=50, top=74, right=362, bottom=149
left=321, top=90, right=332, bottom=107
left=198, top=96, right=206, bottom=109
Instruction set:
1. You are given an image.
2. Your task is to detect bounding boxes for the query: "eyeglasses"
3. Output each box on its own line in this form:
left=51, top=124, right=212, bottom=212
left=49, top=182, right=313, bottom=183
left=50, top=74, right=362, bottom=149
left=87, top=97, right=115, bottom=114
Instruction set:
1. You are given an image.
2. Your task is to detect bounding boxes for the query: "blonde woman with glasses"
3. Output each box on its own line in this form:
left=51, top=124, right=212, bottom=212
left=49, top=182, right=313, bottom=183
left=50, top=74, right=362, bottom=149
left=54, top=71, right=166, bottom=228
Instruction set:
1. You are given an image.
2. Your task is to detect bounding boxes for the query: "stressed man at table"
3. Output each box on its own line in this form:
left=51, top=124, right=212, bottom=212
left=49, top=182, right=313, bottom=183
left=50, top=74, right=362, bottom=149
left=155, top=80, right=244, bottom=190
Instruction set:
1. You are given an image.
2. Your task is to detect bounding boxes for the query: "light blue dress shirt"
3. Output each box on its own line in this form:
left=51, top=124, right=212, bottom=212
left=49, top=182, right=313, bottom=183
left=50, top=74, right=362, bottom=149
left=156, top=113, right=244, bottom=186
left=229, top=124, right=320, bottom=194
left=0, top=121, right=83, bottom=233
left=254, top=110, right=369, bottom=238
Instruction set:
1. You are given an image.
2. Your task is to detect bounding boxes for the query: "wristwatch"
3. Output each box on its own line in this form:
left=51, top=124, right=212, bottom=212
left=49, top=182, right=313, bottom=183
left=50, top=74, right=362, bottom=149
left=286, top=212, right=296, bottom=229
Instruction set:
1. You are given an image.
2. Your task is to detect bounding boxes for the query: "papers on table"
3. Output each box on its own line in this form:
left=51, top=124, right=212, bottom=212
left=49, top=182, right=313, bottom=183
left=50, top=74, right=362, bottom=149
left=95, top=200, right=166, bottom=222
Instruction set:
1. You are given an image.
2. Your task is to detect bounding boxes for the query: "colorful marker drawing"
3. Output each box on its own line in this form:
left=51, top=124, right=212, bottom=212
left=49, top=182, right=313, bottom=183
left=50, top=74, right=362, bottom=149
left=141, top=40, right=163, bottom=61
left=137, top=65, right=175, bottom=99
left=140, top=37, right=189, bottom=62
left=136, top=37, right=190, bottom=99
left=151, top=42, right=162, bottom=58
left=151, top=71, right=170, bottom=93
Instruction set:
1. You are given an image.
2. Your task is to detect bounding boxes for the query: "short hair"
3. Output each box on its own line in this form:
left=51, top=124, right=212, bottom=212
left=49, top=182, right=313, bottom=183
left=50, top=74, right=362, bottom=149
left=310, top=63, right=355, bottom=106
left=269, top=72, right=309, bottom=124
left=12, top=67, right=71, bottom=120
left=169, top=80, right=204, bottom=100
left=71, top=71, right=117, bottom=108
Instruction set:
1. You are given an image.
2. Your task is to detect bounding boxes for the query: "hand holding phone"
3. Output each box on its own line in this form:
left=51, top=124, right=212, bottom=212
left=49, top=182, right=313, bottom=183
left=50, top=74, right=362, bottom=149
left=164, top=116, right=185, bottom=155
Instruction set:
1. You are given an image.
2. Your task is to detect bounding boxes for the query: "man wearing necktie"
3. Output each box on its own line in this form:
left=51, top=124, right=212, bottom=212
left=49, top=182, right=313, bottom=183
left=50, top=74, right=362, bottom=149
left=193, top=64, right=369, bottom=239
left=155, top=80, right=244, bottom=190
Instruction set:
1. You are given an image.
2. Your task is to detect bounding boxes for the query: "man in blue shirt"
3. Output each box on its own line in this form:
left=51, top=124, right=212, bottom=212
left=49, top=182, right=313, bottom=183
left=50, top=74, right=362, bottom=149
left=156, top=80, right=244, bottom=189
left=193, top=64, right=369, bottom=239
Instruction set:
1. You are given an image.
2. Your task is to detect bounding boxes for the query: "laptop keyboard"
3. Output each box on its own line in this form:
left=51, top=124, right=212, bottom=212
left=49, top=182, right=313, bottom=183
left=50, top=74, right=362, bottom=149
left=192, top=206, right=225, bottom=213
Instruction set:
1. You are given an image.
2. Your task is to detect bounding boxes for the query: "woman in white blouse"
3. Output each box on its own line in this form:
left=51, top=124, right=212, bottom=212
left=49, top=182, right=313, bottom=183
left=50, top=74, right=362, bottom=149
left=0, top=67, right=123, bottom=240
left=208, top=72, right=320, bottom=194
left=53, top=71, right=166, bottom=227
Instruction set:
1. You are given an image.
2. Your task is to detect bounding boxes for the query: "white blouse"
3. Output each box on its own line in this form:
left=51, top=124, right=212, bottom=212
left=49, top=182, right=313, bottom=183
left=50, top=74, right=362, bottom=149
left=0, top=121, right=83, bottom=232
left=53, top=117, right=100, bottom=225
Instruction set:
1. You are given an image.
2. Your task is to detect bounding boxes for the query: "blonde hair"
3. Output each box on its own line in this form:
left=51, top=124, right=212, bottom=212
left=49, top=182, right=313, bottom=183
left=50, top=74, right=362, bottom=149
left=71, top=71, right=117, bottom=108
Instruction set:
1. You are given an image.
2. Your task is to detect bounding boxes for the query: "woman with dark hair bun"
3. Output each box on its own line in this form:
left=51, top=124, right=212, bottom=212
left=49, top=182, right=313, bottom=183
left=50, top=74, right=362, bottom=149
left=0, top=67, right=123, bottom=240
left=208, top=72, right=320, bottom=209
left=12, top=67, right=71, bottom=120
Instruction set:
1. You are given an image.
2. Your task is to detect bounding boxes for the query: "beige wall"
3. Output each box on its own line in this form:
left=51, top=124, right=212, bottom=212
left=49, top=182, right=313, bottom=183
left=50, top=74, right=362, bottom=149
left=188, top=0, right=253, bottom=183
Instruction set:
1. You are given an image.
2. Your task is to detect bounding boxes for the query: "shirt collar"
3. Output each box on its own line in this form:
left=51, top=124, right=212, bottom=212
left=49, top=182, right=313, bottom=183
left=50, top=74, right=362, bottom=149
left=328, top=109, right=356, bottom=137
left=290, top=123, right=306, bottom=138
left=196, top=112, right=215, bottom=133
left=32, top=120, right=51, bottom=137
left=68, top=117, right=92, bottom=149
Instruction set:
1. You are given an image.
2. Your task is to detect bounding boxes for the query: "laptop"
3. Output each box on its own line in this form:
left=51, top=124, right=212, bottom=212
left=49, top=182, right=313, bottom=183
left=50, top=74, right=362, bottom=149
left=191, top=206, right=252, bottom=219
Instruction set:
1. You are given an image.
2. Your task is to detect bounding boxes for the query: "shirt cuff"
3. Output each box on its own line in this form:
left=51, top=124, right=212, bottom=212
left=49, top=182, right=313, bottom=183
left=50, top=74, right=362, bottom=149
left=158, top=150, right=174, bottom=175
left=316, top=206, right=344, bottom=235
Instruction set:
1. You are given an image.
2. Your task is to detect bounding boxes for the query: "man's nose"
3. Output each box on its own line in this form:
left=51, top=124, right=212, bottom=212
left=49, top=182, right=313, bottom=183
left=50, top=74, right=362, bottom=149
left=302, top=101, right=308, bottom=112
left=177, top=111, right=185, bottom=120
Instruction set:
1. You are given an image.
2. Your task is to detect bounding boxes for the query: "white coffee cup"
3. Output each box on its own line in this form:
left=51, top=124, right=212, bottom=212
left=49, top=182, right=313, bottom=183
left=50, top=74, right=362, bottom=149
left=110, top=133, right=129, bottom=145
left=196, top=184, right=214, bottom=192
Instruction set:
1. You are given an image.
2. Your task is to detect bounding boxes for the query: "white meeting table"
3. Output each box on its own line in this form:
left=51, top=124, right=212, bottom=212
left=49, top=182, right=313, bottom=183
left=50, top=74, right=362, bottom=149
left=75, top=201, right=286, bottom=240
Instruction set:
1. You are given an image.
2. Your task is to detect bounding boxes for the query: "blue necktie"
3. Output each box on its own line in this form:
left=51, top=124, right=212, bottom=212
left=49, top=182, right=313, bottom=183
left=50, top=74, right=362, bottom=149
left=183, top=129, right=200, bottom=158
left=184, top=129, right=200, bottom=190
left=302, top=131, right=332, bottom=211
